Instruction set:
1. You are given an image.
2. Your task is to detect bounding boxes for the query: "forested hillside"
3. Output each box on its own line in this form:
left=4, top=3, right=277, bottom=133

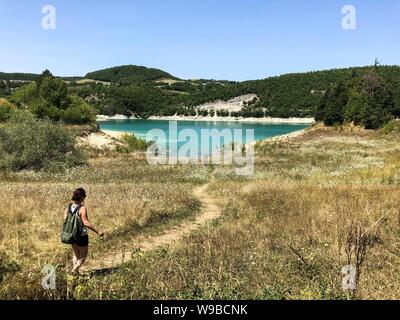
left=1, top=65, right=400, bottom=120
left=315, top=66, right=400, bottom=129
left=237, top=65, right=400, bottom=118
left=76, top=65, right=400, bottom=119
left=0, top=72, right=39, bottom=81
left=85, top=65, right=178, bottom=83
left=1, top=70, right=95, bottom=125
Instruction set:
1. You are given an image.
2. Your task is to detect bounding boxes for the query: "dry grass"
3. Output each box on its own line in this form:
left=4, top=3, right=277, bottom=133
left=1, top=124, right=399, bottom=300
left=0, top=159, right=206, bottom=299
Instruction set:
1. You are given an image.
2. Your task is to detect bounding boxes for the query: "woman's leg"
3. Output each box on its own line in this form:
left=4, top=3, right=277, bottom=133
left=73, top=246, right=88, bottom=273
left=71, top=244, right=80, bottom=271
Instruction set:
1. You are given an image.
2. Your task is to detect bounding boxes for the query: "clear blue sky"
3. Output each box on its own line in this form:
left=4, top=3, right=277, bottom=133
left=0, top=0, right=399, bottom=81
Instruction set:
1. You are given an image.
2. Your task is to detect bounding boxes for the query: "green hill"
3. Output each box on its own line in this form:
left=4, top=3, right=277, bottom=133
left=2, top=65, right=400, bottom=119
left=65, top=65, right=400, bottom=119
left=235, top=65, right=400, bottom=117
left=0, top=72, right=39, bottom=81
left=85, top=65, right=179, bottom=83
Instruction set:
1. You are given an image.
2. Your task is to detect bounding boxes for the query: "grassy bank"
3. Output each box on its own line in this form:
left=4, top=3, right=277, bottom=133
left=0, top=125, right=399, bottom=300
left=0, top=160, right=207, bottom=299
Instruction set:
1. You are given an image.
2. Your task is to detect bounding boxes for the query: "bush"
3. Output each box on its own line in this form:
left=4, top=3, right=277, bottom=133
left=0, top=253, right=20, bottom=283
left=198, top=109, right=209, bottom=117
left=60, top=99, right=96, bottom=125
left=116, top=134, right=152, bottom=153
left=216, top=109, right=230, bottom=117
left=10, top=71, right=96, bottom=125
left=0, top=102, right=14, bottom=122
left=0, top=111, right=86, bottom=171
left=381, top=119, right=400, bottom=135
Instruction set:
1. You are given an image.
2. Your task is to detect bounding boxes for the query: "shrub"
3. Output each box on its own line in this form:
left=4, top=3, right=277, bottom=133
left=11, top=71, right=96, bottom=125
left=198, top=109, right=209, bottom=117
left=9, top=83, right=37, bottom=106
left=60, top=99, right=96, bottom=125
left=116, top=134, right=152, bottom=153
left=381, top=119, right=400, bottom=135
left=0, top=253, right=19, bottom=283
left=0, top=111, right=86, bottom=171
left=0, top=102, right=14, bottom=122
left=216, top=109, right=230, bottom=117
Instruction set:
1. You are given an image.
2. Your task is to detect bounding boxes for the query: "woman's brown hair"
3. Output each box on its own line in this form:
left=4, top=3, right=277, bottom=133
left=72, top=188, right=86, bottom=203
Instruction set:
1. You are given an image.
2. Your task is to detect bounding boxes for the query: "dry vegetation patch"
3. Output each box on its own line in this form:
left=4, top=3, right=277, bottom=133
left=1, top=124, right=399, bottom=300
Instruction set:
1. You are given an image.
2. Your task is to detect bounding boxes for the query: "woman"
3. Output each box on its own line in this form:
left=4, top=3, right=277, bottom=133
left=64, top=188, right=104, bottom=274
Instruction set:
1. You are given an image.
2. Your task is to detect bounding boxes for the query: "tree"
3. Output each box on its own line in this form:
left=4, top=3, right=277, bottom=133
left=39, top=76, right=69, bottom=109
left=317, top=68, right=397, bottom=129
left=36, top=69, right=54, bottom=87
left=315, top=86, right=332, bottom=122
left=318, top=82, right=349, bottom=126
left=362, top=70, right=381, bottom=98
left=362, top=85, right=395, bottom=129
left=359, top=71, right=395, bottom=129
left=11, top=70, right=95, bottom=125
left=345, top=88, right=367, bottom=125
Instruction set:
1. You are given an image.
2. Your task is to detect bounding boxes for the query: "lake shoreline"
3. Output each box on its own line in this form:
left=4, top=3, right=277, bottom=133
left=99, top=126, right=310, bottom=148
left=95, top=117, right=311, bottom=150
left=97, top=114, right=315, bottom=124
left=102, top=130, right=126, bottom=139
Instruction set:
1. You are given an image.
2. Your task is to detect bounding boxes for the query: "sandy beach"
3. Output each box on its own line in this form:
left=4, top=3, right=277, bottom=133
left=148, top=115, right=315, bottom=124
left=88, top=126, right=310, bottom=151
left=77, top=130, right=126, bottom=150
left=96, top=94, right=315, bottom=124
left=101, top=130, right=126, bottom=139
left=97, top=114, right=315, bottom=124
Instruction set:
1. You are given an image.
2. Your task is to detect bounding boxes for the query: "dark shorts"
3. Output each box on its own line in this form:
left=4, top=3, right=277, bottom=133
left=76, top=235, right=89, bottom=247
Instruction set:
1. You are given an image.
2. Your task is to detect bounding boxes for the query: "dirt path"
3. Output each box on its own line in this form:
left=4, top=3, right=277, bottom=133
left=82, top=182, right=220, bottom=273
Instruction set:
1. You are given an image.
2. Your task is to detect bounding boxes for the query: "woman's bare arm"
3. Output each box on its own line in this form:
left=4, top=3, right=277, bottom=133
left=64, top=207, right=69, bottom=220
left=80, top=206, right=104, bottom=237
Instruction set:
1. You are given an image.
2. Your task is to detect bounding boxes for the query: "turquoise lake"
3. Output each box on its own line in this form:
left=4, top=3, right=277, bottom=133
left=99, top=119, right=308, bottom=153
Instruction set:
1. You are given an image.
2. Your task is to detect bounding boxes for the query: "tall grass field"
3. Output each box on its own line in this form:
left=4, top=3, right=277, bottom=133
left=1, top=124, right=399, bottom=300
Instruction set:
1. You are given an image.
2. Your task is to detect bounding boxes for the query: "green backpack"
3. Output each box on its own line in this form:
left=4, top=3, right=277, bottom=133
left=61, top=204, right=83, bottom=244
